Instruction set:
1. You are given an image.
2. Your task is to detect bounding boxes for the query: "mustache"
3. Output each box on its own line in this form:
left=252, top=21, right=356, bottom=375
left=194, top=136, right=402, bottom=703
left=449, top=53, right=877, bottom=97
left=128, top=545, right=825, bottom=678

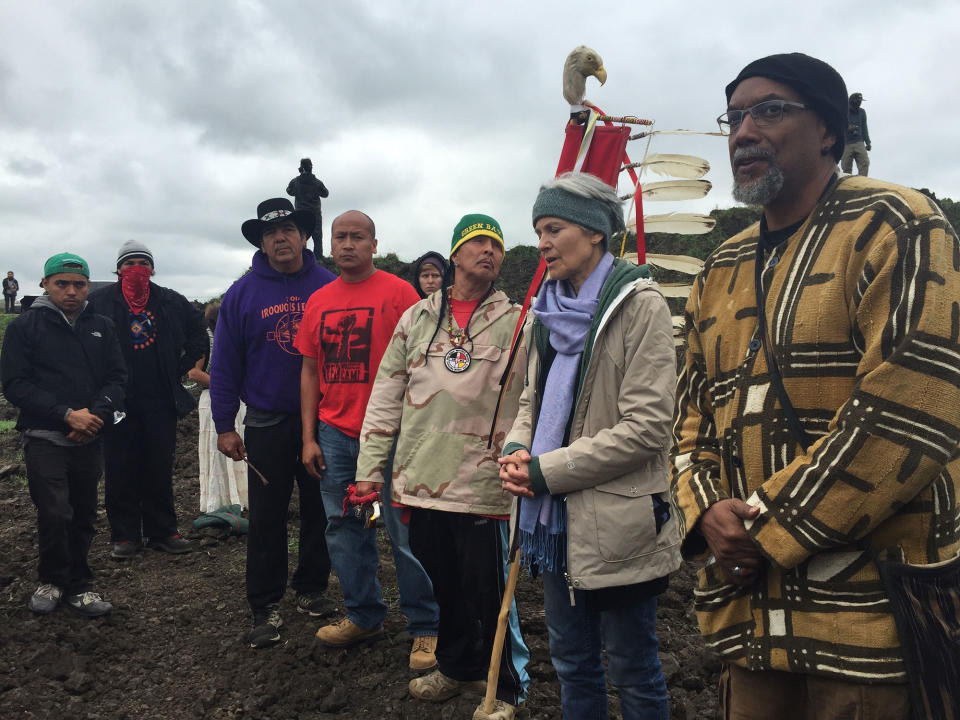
left=733, top=147, right=775, bottom=164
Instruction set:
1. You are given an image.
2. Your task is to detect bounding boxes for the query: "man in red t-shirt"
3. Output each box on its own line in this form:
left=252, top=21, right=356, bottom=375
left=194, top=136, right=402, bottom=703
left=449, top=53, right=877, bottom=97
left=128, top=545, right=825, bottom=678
left=295, top=210, right=440, bottom=669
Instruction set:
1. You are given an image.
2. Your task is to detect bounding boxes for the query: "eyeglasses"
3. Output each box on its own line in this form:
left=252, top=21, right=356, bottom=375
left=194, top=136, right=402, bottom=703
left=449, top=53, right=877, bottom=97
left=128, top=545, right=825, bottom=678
left=717, top=100, right=808, bottom=135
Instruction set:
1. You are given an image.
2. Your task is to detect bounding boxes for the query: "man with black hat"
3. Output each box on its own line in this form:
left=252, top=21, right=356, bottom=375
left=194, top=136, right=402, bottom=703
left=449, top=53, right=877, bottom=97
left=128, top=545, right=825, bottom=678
left=671, top=52, right=960, bottom=718
left=840, top=92, right=871, bottom=176
left=2, top=253, right=125, bottom=617
left=211, top=198, right=337, bottom=648
left=286, top=158, right=329, bottom=258
left=89, top=240, right=208, bottom=560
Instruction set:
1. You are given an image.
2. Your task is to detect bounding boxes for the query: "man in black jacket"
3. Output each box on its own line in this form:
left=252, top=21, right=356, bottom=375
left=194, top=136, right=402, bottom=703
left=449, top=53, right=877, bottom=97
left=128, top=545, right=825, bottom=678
left=1, top=253, right=126, bottom=616
left=88, top=240, right=208, bottom=559
left=286, top=158, right=329, bottom=257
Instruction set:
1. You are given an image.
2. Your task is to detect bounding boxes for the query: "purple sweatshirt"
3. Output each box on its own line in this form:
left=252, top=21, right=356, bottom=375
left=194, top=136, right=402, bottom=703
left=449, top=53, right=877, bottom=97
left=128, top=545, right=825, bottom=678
left=210, top=249, right=335, bottom=434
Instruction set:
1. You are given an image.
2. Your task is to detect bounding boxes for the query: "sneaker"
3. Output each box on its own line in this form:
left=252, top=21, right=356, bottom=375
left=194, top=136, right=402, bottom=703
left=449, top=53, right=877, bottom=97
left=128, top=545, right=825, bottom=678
left=472, top=699, right=516, bottom=720
left=248, top=606, right=283, bottom=648
left=408, top=670, right=485, bottom=702
left=111, top=541, right=140, bottom=559
left=409, top=635, right=438, bottom=670
left=64, top=591, right=113, bottom=617
left=147, top=534, right=192, bottom=554
left=296, top=592, right=336, bottom=618
left=315, top=617, right=383, bottom=647
left=27, top=583, right=62, bottom=614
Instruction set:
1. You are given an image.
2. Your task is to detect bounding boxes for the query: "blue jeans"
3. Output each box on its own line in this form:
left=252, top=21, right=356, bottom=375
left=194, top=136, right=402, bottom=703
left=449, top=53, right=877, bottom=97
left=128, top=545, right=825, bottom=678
left=316, top=421, right=438, bottom=635
left=542, top=569, right=669, bottom=720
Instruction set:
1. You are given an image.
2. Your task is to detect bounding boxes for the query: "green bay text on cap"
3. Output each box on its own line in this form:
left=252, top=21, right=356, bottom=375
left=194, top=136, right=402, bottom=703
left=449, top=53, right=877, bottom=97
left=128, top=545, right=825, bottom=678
left=43, top=252, right=90, bottom=279
left=450, top=213, right=504, bottom=257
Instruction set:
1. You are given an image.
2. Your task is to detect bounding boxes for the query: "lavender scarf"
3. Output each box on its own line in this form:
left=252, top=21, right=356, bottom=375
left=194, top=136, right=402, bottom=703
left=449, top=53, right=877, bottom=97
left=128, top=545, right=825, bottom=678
left=517, top=253, right=614, bottom=572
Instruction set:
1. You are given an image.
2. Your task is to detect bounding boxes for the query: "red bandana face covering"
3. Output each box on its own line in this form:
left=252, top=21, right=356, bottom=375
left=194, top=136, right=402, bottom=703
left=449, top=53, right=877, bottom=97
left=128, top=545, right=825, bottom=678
left=120, top=264, right=152, bottom=314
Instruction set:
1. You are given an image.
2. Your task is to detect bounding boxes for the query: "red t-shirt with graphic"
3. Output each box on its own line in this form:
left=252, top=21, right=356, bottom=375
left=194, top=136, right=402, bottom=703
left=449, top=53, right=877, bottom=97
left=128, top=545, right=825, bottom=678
left=295, top=270, right=419, bottom=438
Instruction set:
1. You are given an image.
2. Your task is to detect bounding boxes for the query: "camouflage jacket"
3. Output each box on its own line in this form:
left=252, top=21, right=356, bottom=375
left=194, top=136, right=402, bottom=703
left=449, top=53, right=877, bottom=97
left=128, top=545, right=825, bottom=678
left=356, top=289, right=525, bottom=515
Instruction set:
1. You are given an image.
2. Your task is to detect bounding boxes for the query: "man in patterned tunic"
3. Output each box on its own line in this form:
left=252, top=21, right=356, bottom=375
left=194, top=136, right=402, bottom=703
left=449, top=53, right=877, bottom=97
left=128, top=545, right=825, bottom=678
left=670, top=52, right=960, bottom=719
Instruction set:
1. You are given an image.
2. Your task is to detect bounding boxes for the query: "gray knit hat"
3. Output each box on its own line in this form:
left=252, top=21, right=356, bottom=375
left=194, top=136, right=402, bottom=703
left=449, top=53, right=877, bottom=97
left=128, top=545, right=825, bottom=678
left=117, top=239, right=154, bottom=269
left=532, top=186, right=619, bottom=243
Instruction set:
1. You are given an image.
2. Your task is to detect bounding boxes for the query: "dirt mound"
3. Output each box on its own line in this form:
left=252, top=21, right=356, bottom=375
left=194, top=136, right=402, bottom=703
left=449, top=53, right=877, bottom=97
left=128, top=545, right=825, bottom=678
left=0, top=398, right=719, bottom=719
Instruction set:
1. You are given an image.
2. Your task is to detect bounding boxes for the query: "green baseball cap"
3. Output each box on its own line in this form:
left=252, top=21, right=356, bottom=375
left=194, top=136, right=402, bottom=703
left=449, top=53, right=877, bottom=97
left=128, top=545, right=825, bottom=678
left=450, top=213, right=504, bottom=257
left=43, top=252, right=90, bottom=279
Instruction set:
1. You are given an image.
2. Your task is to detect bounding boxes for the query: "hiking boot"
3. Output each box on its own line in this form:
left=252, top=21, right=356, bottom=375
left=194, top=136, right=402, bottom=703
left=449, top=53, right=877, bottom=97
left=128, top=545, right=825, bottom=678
left=409, top=635, right=438, bottom=670
left=473, top=699, right=517, bottom=720
left=27, top=583, right=62, bottom=614
left=408, top=670, right=485, bottom=702
left=111, top=541, right=140, bottom=559
left=64, top=591, right=113, bottom=617
left=315, top=617, right=383, bottom=647
left=296, top=592, right=336, bottom=618
left=147, top=534, right=192, bottom=554
left=248, top=606, right=283, bottom=649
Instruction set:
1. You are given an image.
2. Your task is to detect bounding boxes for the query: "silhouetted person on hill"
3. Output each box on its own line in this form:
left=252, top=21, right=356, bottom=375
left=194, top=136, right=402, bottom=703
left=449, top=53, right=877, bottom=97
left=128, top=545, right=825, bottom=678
left=287, top=158, right=329, bottom=257
left=840, top=92, right=871, bottom=176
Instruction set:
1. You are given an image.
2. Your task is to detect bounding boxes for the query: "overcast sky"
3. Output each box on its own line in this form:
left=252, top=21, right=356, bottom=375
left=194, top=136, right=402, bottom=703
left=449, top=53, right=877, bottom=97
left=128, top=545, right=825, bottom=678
left=1, top=0, right=956, bottom=300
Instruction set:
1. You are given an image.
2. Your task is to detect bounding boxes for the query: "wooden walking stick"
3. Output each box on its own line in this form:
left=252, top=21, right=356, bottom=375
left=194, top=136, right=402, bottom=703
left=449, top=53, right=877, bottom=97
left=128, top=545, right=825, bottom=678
left=482, top=540, right=522, bottom=715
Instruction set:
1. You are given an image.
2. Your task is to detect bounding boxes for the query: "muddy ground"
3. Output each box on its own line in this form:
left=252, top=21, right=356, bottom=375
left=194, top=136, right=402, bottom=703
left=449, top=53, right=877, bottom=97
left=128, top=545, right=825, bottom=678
left=0, top=394, right=720, bottom=720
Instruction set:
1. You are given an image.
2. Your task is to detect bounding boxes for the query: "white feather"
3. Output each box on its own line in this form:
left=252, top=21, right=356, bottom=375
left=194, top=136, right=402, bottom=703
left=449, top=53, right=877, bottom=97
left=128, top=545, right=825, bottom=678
left=641, top=179, right=712, bottom=201
left=627, top=213, right=716, bottom=235
left=639, top=153, right=710, bottom=179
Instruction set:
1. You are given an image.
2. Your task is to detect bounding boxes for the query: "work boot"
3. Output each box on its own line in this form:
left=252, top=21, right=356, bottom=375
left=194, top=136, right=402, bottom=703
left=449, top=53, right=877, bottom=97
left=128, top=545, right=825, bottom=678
left=409, top=635, right=438, bottom=670
left=28, top=583, right=62, bottom=614
left=111, top=541, right=140, bottom=559
left=147, top=534, right=192, bottom=554
left=248, top=606, right=283, bottom=649
left=473, top=699, right=517, bottom=720
left=408, top=670, right=485, bottom=702
left=64, top=591, right=113, bottom=617
left=315, top=617, right=383, bottom=647
left=296, top=592, right=336, bottom=618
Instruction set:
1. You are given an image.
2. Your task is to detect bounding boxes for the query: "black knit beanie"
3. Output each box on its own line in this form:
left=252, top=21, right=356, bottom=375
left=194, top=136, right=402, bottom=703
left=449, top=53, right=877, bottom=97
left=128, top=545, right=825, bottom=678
left=725, top=53, right=848, bottom=160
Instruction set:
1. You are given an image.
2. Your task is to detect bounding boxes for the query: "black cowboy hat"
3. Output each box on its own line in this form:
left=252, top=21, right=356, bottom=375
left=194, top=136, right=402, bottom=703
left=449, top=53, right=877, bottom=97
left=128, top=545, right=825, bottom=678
left=241, top=198, right=315, bottom=247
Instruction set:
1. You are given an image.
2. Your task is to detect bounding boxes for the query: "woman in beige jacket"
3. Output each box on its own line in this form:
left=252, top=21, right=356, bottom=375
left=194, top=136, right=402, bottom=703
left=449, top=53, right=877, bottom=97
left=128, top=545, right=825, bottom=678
left=500, top=173, right=680, bottom=720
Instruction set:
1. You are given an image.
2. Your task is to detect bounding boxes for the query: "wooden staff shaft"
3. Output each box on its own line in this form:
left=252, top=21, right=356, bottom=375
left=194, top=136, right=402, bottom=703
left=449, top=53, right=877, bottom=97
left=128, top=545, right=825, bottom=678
left=482, top=550, right=522, bottom=714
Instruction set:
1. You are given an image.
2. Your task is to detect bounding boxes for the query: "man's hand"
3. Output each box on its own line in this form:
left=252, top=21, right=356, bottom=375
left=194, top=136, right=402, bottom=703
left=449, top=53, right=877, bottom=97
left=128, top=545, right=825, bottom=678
left=302, top=439, right=326, bottom=479
left=355, top=480, right=382, bottom=497
left=217, top=431, right=246, bottom=461
left=66, top=408, right=103, bottom=436
left=499, top=449, right=535, bottom=499
left=865, top=143, right=871, bottom=151
left=67, top=429, right=95, bottom=443
left=700, top=499, right=763, bottom=585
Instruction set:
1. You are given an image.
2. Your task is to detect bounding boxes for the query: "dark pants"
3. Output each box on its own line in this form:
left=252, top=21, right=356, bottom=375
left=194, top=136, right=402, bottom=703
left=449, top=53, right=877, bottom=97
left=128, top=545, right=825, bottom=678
left=408, top=509, right=528, bottom=706
left=4, top=294, right=15, bottom=313
left=104, top=410, right=178, bottom=542
left=25, top=438, right=102, bottom=593
left=312, top=211, right=323, bottom=257
left=245, top=416, right=331, bottom=613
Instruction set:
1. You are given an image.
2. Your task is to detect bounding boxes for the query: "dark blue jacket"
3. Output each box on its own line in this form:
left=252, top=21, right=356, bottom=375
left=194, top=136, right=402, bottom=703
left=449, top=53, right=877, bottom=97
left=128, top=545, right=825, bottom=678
left=210, top=249, right=335, bottom=433
left=1, top=297, right=127, bottom=432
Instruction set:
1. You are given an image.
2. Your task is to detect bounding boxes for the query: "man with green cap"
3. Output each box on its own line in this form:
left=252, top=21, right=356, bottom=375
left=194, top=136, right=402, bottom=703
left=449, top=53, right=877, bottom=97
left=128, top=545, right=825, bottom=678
left=1, top=253, right=126, bottom=617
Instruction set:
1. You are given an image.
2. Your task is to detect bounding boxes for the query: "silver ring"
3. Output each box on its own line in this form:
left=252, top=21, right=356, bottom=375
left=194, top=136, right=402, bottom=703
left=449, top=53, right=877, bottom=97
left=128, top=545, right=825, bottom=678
left=731, top=565, right=742, bottom=576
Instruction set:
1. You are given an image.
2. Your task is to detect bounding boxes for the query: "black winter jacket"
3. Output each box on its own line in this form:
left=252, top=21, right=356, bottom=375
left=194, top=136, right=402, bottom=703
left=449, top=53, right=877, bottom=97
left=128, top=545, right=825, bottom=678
left=88, top=282, right=207, bottom=418
left=1, top=298, right=127, bottom=432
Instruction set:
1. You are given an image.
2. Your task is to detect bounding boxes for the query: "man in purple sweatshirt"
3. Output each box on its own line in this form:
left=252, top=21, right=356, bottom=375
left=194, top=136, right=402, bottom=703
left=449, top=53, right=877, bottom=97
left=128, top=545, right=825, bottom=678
left=211, top=197, right=337, bottom=648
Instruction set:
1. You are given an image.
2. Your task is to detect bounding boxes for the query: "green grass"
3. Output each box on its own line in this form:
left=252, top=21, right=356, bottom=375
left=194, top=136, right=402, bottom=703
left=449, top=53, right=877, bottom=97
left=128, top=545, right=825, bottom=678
left=0, top=420, right=15, bottom=431
left=0, top=313, right=14, bottom=350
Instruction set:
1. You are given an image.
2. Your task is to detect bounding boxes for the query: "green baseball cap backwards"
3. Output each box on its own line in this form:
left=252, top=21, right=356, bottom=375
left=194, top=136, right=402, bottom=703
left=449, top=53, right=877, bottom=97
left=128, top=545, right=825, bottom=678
left=43, top=252, right=90, bottom=279
left=450, top=213, right=504, bottom=257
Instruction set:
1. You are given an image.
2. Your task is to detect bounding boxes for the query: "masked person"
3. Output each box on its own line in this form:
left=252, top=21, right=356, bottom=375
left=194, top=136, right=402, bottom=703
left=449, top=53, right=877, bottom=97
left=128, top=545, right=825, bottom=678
left=356, top=214, right=530, bottom=720
left=2, top=253, right=126, bottom=617
left=89, top=240, right=208, bottom=559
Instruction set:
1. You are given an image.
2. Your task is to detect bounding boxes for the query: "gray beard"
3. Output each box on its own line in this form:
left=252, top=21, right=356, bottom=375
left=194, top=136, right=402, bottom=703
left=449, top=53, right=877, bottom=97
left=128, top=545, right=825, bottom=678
left=731, top=152, right=785, bottom=206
